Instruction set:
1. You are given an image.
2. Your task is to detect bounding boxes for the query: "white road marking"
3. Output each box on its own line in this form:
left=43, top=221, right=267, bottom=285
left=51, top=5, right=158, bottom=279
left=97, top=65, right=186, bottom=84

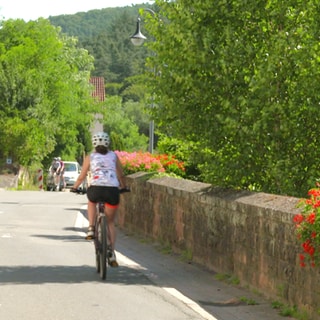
left=2, top=233, right=13, bottom=238
left=75, top=206, right=88, bottom=235
left=116, top=251, right=147, bottom=271
left=116, top=253, right=218, bottom=319
left=163, top=287, right=218, bottom=320
left=75, top=210, right=218, bottom=320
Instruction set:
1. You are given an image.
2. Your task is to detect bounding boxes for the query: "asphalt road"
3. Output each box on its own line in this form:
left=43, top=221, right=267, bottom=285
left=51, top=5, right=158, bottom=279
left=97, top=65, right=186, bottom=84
left=0, top=190, right=291, bottom=320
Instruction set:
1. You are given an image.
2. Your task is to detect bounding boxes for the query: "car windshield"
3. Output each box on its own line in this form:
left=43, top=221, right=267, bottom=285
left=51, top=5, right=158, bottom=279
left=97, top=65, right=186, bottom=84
left=65, top=163, right=77, bottom=172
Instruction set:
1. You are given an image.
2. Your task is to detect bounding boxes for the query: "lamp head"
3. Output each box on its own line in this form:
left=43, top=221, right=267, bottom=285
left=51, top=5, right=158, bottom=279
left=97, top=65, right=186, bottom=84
left=130, top=17, right=147, bottom=46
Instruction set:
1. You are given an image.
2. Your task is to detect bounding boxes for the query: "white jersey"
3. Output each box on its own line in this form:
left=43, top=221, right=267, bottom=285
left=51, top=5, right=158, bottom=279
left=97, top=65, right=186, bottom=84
left=90, top=151, right=120, bottom=187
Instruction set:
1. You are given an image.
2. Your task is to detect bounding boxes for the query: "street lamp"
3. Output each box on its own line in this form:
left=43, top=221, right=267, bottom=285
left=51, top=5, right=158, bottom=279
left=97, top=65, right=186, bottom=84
left=130, top=17, right=147, bottom=46
left=130, top=9, right=156, bottom=154
left=130, top=8, right=156, bottom=46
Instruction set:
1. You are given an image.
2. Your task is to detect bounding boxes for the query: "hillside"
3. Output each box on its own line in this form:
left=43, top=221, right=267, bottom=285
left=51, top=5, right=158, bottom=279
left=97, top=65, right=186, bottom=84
left=49, top=5, right=140, bottom=40
left=48, top=4, right=153, bottom=85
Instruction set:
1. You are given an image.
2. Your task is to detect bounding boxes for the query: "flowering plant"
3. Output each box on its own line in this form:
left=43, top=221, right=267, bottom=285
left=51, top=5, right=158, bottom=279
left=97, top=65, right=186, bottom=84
left=293, top=185, right=320, bottom=267
left=153, top=154, right=185, bottom=177
left=115, top=151, right=165, bottom=175
left=115, top=151, right=185, bottom=177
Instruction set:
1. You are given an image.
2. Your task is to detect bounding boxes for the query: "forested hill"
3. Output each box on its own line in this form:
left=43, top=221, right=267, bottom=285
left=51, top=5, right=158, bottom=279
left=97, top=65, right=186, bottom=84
left=49, top=5, right=140, bottom=40
left=49, top=4, right=152, bottom=85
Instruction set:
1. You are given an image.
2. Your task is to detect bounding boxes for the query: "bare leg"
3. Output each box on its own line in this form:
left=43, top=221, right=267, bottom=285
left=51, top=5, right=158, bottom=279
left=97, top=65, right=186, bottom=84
left=87, top=201, right=97, bottom=226
left=55, top=174, right=61, bottom=190
left=85, top=201, right=97, bottom=240
left=61, top=174, right=65, bottom=189
left=104, top=206, right=118, bottom=250
left=104, top=205, right=119, bottom=267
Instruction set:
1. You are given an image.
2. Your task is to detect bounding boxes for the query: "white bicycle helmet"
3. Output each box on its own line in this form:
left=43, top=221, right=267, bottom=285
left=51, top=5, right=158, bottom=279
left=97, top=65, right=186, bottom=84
left=92, top=132, right=110, bottom=147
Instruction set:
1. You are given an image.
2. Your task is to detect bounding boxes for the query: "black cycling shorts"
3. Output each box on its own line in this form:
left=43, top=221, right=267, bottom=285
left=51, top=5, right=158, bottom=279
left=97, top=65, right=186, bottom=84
left=87, top=185, right=120, bottom=206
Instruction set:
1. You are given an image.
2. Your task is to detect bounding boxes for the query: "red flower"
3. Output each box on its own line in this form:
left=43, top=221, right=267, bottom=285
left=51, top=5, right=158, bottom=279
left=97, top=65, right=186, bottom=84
left=293, top=214, right=304, bottom=224
left=308, top=189, right=320, bottom=197
left=302, top=240, right=315, bottom=256
left=294, top=183, right=320, bottom=267
left=306, top=212, right=316, bottom=224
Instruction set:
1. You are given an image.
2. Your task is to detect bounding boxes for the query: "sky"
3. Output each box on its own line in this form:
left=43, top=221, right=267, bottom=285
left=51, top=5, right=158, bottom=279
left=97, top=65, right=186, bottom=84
left=0, top=0, right=153, bottom=21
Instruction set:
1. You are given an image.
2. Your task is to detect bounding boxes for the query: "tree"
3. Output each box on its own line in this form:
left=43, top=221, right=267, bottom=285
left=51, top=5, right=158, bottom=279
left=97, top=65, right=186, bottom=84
left=73, top=8, right=149, bottom=85
left=102, top=96, right=148, bottom=151
left=143, top=0, right=320, bottom=197
left=0, top=18, right=96, bottom=167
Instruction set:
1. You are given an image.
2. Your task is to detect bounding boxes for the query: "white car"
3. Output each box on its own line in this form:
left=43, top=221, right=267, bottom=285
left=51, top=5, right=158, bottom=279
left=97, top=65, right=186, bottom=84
left=63, top=161, right=87, bottom=191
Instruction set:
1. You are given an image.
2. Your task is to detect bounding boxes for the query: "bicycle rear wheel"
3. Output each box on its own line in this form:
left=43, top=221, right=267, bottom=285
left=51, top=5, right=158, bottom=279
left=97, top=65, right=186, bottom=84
left=94, top=218, right=100, bottom=274
left=97, top=215, right=107, bottom=280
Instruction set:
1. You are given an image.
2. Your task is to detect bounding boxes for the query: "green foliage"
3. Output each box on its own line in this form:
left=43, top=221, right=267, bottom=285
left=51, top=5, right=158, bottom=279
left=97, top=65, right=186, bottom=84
left=272, top=301, right=309, bottom=319
left=106, top=83, right=123, bottom=96
left=4, top=3, right=320, bottom=197
left=153, top=153, right=186, bottom=177
left=156, top=134, right=200, bottom=180
left=102, top=96, right=149, bottom=151
left=143, top=0, right=320, bottom=197
left=110, top=132, right=125, bottom=151
left=123, top=98, right=151, bottom=137
left=49, top=6, right=151, bottom=86
left=214, top=273, right=240, bottom=285
left=239, top=297, right=258, bottom=306
left=0, top=19, right=96, bottom=167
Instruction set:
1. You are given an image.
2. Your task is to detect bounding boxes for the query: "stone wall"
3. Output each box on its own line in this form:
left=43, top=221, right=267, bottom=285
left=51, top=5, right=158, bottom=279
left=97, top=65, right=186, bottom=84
left=118, top=172, right=320, bottom=319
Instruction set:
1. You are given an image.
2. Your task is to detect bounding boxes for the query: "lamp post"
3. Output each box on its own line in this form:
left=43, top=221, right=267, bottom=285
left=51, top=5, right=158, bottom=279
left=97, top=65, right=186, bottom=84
left=130, top=9, right=156, bottom=154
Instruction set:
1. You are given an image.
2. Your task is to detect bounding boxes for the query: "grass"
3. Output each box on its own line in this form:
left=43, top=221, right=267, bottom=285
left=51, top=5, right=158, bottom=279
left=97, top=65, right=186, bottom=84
left=179, top=249, right=193, bottom=262
left=272, top=301, right=310, bottom=320
left=239, top=296, right=258, bottom=305
left=160, top=243, right=172, bottom=255
left=214, top=273, right=240, bottom=285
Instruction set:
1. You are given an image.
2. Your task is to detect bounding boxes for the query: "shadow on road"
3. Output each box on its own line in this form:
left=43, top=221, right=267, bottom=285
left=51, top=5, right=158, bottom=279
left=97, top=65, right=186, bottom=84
left=0, top=264, right=153, bottom=285
left=30, top=233, right=86, bottom=242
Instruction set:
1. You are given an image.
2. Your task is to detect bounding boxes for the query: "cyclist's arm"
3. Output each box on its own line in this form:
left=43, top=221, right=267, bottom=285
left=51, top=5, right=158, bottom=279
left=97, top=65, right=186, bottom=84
left=72, top=155, right=90, bottom=189
left=115, top=155, right=126, bottom=189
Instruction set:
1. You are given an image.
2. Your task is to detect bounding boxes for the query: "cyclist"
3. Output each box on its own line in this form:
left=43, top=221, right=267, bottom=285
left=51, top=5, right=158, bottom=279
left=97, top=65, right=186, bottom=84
left=71, top=132, right=127, bottom=267
left=50, top=157, right=61, bottom=190
left=56, top=157, right=65, bottom=190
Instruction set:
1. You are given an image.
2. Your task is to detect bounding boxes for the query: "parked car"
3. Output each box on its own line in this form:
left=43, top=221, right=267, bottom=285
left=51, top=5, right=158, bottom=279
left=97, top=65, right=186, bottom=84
left=63, top=161, right=88, bottom=191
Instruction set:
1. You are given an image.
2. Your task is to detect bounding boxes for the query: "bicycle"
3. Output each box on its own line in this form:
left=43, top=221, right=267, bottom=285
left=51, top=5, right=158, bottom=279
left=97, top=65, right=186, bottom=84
left=71, top=186, right=130, bottom=280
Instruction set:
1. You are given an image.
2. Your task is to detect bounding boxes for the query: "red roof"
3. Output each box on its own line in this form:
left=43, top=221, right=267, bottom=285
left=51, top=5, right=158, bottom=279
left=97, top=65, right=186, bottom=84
left=90, top=77, right=105, bottom=101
